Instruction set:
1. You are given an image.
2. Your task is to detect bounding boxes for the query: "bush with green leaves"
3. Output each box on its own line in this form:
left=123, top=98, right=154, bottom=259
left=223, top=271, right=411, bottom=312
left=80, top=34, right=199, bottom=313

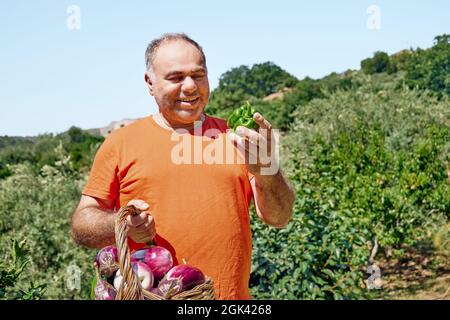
left=0, top=144, right=96, bottom=299
left=390, top=50, right=413, bottom=72
left=0, top=239, right=46, bottom=300
left=206, top=61, right=298, bottom=118
left=272, top=72, right=362, bottom=131
left=249, top=77, right=450, bottom=299
left=405, top=34, right=450, bottom=97
left=0, top=128, right=103, bottom=179
left=361, top=51, right=396, bottom=75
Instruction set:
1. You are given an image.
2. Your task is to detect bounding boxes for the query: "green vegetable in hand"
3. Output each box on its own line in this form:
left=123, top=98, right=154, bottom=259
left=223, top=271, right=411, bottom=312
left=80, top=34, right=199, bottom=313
left=227, top=101, right=259, bottom=131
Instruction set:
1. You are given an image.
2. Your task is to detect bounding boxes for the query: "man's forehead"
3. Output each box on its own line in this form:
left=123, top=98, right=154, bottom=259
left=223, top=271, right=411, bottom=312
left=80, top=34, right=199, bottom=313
left=152, top=39, right=205, bottom=73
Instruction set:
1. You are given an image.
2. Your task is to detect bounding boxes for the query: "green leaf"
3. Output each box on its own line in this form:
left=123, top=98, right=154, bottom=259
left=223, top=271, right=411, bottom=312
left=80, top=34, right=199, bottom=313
left=90, top=276, right=97, bottom=300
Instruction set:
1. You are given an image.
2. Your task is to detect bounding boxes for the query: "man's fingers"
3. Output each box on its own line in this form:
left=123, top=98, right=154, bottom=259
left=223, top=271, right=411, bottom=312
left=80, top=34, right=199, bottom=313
left=126, top=199, right=150, bottom=211
left=229, top=132, right=248, bottom=154
left=127, top=211, right=150, bottom=227
left=134, top=216, right=155, bottom=232
left=235, top=126, right=262, bottom=145
left=230, top=132, right=261, bottom=155
left=127, top=213, right=156, bottom=244
left=253, top=113, right=272, bottom=130
left=130, top=223, right=156, bottom=243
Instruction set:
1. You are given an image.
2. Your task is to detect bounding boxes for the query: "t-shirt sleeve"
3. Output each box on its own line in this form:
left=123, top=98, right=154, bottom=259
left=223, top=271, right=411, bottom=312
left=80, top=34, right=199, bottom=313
left=82, top=134, right=120, bottom=201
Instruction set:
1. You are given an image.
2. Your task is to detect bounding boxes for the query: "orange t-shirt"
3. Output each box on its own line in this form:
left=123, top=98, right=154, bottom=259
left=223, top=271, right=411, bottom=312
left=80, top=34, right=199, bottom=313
left=82, top=114, right=254, bottom=299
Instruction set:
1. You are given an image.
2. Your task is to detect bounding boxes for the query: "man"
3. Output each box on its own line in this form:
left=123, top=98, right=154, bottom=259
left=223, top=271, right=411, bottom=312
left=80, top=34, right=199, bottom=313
left=71, top=33, right=295, bottom=299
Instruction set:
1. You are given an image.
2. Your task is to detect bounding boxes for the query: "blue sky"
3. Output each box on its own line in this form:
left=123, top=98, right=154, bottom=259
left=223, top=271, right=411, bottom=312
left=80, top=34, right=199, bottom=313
left=0, top=1, right=448, bottom=136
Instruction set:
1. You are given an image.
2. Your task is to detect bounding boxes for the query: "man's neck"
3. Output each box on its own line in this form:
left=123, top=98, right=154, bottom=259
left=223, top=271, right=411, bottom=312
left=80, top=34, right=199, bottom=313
left=153, top=112, right=205, bottom=132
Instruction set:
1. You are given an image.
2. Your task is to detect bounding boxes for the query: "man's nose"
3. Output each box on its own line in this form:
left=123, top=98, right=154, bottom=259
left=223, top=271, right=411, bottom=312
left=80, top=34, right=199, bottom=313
left=181, top=76, right=197, bottom=93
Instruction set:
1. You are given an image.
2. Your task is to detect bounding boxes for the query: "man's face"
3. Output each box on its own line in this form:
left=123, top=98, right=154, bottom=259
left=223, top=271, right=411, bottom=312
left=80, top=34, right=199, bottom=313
left=145, top=40, right=210, bottom=126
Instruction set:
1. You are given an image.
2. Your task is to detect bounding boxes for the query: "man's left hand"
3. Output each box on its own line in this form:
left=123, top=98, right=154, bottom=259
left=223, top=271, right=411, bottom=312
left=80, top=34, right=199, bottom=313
left=228, top=112, right=279, bottom=176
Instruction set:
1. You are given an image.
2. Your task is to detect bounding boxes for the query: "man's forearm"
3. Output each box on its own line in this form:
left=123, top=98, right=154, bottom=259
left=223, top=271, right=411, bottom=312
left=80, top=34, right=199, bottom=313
left=253, top=170, right=296, bottom=228
left=71, top=207, right=117, bottom=248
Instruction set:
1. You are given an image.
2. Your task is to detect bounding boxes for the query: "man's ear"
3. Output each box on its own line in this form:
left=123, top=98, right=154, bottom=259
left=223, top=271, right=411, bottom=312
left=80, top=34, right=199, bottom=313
left=144, top=72, right=154, bottom=96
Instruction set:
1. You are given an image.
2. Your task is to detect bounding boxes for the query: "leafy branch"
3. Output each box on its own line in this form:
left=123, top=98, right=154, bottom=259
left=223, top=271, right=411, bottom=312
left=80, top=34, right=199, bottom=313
left=0, top=239, right=47, bottom=300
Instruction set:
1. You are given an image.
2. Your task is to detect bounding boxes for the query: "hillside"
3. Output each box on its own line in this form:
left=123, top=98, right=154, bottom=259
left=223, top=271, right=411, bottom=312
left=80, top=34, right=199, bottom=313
left=205, top=34, right=449, bottom=133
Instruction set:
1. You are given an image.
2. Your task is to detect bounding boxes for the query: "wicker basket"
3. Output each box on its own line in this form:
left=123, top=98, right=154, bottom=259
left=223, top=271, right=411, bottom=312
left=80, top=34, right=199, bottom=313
left=112, top=205, right=216, bottom=300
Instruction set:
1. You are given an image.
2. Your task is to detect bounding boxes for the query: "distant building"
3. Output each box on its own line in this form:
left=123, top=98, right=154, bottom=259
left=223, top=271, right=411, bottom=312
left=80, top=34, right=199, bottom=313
left=100, top=118, right=139, bottom=137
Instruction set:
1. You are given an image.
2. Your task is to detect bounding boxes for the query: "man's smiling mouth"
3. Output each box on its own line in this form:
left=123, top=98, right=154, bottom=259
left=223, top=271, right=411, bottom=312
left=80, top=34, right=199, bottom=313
left=178, top=96, right=199, bottom=103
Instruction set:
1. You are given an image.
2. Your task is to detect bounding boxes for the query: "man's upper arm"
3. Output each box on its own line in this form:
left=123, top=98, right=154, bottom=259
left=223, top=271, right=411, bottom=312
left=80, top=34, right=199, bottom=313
left=75, top=194, right=115, bottom=214
left=71, top=195, right=116, bottom=247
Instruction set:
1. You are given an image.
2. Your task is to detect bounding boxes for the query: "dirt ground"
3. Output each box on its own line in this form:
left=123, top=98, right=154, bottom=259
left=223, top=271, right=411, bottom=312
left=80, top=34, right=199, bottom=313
left=371, top=243, right=450, bottom=300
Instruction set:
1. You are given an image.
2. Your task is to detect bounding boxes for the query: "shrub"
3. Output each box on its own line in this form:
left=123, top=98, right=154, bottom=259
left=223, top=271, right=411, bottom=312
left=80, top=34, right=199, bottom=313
left=405, top=34, right=450, bottom=97
left=0, top=146, right=95, bottom=299
left=249, top=80, right=450, bottom=299
left=0, top=239, right=46, bottom=300
left=361, top=51, right=395, bottom=75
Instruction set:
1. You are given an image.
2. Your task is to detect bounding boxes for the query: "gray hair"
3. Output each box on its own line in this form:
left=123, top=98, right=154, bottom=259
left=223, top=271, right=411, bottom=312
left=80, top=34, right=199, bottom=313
left=145, top=33, right=207, bottom=72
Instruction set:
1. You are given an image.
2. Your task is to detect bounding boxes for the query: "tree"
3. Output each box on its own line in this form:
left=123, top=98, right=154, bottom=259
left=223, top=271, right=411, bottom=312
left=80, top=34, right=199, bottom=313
left=361, top=51, right=395, bottom=74
left=390, top=50, right=413, bottom=71
left=206, top=62, right=298, bottom=118
left=405, top=34, right=450, bottom=97
left=67, top=126, right=85, bottom=144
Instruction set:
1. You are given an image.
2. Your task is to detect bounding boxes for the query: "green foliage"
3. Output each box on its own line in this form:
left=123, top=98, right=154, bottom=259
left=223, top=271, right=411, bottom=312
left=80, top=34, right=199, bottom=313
left=0, top=128, right=103, bottom=178
left=390, top=50, right=413, bottom=72
left=276, top=72, right=361, bottom=131
left=250, top=79, right=450, bottom=299
left=213, top=70, right=362, bottom=133
left=0, top=145, right=97, bottom=299
left=0, top=136, right=35, bottom=149
left=206, top=61, right=298, bottom=118
left=0, top=239, right=47, bottom=300
left=405, top=34, right=450, bottom=97
left=361, top=51, right=396, bottom=75
left=0, top=163, right=11, bottom=179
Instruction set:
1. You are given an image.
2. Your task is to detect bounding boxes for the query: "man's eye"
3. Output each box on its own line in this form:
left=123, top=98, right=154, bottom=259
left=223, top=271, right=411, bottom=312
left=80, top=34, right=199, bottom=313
left=168, top=76, right=183, bottom=82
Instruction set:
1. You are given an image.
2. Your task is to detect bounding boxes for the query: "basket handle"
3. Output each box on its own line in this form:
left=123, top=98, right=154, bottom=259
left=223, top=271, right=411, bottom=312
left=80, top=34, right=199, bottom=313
left=114, top=205, right=145, bottom=300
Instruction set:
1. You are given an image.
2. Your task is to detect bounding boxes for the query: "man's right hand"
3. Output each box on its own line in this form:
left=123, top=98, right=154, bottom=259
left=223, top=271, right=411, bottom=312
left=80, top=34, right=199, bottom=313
left=125, top=199, right=156, bottom=244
